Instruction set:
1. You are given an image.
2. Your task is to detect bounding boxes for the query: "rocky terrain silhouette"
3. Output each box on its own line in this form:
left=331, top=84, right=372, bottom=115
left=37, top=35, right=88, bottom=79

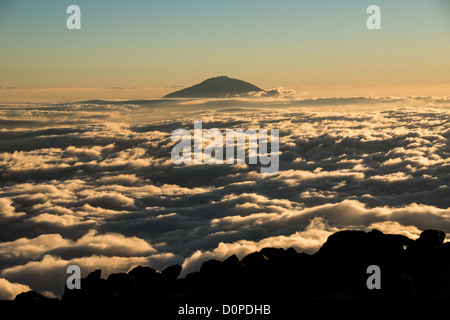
left=15, top=228, right=450, bottom=301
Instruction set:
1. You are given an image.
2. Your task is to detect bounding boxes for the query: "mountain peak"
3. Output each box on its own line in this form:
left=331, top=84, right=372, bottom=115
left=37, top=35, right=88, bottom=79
left=208, top=75, right=229, bottom=79
left=163, top=76, right=264, bottom=98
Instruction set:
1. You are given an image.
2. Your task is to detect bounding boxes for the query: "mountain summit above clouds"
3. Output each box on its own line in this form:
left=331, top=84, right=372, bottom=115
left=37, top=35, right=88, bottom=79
left=163, top=76, right=266, bottom=98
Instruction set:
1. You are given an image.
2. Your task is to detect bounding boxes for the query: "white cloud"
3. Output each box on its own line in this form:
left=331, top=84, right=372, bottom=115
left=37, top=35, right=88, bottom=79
left=1, top=100, right=450, bottom=298
left=181, top=217, right=336, bottom=275
left=0, top=198, right=25, bottom=218
left=0, top=278, right=31, bottom=300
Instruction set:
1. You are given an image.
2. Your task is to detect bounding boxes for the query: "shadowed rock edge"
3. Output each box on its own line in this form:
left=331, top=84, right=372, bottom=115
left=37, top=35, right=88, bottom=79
left=15, top=228, right=450, bottom=301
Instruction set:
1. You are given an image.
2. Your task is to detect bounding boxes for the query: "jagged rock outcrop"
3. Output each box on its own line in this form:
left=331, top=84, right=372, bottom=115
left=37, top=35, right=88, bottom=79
left=15, top=228, right=450, bottom=301
left=14, top=291, right=56, bottom=301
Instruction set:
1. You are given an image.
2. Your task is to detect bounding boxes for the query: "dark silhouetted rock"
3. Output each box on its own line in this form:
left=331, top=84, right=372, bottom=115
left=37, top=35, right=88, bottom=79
left=62, top=268, right=109, bottom=301
left=200, top=259, right=222, bottom=276
left=56, top=229, right=450, bottom=301
left=128, top=266, right=159, bottom=282
left=15, top=291, right=54, bottom=301
left=185, top=271, right=201, bottom=282
left=161, top=264, right=182, bottom=281
left=241, top=252, right=269, bottom=271
left=317, top=230, right=368, bottom=258
left=221, top=254, right=240, bottom=274
left=416, top=229, right=446, bottom=248
left=260, top=247, right=286, bottom=261
left=86, top=269, right=102, bottom=280
left=106, top=273, right=135, bottom=299
left=259, top=247, right=299, bottom=268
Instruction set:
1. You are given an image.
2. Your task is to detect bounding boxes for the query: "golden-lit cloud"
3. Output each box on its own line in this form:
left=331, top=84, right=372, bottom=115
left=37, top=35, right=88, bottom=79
left=0, top=278, right=31, bottom=300
left=1, top=98, right=450, bottom=298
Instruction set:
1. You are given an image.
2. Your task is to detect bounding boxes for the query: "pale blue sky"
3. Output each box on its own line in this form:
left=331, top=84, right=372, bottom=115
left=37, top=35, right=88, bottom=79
left=0, top=0, right=449, bottom=88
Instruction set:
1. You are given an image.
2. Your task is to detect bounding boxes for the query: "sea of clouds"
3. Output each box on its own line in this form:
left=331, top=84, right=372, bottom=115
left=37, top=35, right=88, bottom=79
left=0, top=96, right=449, bottom=298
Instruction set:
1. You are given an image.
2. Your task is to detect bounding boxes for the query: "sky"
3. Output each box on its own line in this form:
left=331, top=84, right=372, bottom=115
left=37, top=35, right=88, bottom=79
left=1, top=0, right=450, bottom=100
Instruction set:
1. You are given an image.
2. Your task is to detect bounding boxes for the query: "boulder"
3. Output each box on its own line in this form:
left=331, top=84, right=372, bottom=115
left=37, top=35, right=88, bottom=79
left=241, top=252, right=268, bottom=271
left=416, top=229, right=446, bottom=248
left=221, top=254, right=240, bottom=274
left=200, top=259, right=222, bottom=276
left=15, top=291, right=54, bottom=301
left=128, top=266, right=159, bottom=282
left=86, top=269, right=102, bottom=280
left=57, top=229, right=450, bottom=301
left=106, top=273, right=135, bottom=299
left=161, top=264, right=182, bottom=281
left=316, top=230, right=368, bottom=258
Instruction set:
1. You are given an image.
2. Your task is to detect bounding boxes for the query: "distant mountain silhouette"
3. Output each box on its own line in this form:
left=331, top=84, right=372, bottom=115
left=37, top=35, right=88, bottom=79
left=163, top=76, right=265, bottom=98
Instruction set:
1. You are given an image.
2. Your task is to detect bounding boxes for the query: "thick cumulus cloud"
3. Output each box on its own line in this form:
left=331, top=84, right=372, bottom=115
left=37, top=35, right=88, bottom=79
left=0, top=97, right=450, bottom=298
left=181, top=216, right=337, bottom=275
left=1, top=253, right=177, bottom=297
left=0, top=278, right=31, bottom=300
left=0, top=198, right=25, bottom=218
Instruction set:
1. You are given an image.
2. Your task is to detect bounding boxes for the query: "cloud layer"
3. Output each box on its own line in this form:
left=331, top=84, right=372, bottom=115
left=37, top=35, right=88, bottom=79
left=1, top=97, right=449, bottom=298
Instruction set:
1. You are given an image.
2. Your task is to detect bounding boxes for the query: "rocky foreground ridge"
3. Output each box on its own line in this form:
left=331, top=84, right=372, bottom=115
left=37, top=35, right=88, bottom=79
left=15, top=229, right=450, bottom=301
